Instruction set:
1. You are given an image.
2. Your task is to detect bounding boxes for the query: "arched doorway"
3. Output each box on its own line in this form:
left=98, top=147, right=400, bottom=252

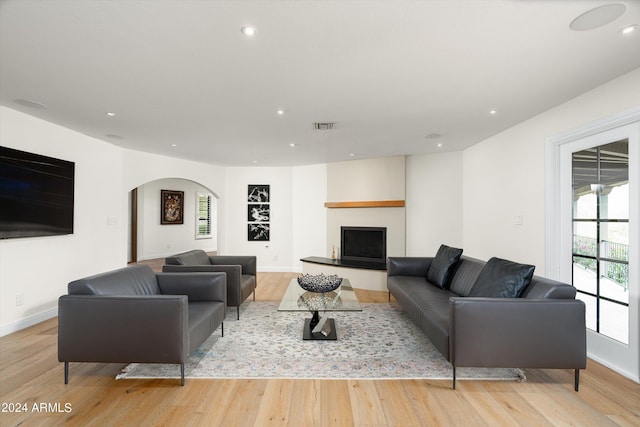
left=128, top=177, right=219, bottom=263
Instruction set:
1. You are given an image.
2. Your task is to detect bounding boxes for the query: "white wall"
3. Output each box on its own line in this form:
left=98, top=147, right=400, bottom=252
left=0, top=107, right=126, bottom=335
left=136, top=178, right=217, bottom=260
left=292, top=164, right=327, bottom=271
left=405, top=151, right=463, bottom=256
left=462, top=67, right=640, bottom=275
left=0, top=107, right=228, bottom=335
left=224, top=167, right=295, bottom=271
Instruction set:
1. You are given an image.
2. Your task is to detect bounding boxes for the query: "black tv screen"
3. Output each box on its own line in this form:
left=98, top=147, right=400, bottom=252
left=341, top=226, right=387, bottom=263
left=0, top=146, right=75, bottom=239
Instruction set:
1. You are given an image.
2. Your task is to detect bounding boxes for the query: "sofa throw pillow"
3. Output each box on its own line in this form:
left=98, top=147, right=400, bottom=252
left=468, top=257, right=535, bottom=298
left=426, top=244, right=463, bottom=289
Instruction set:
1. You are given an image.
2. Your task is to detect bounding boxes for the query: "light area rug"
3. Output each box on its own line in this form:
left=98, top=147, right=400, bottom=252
left=117, top=302, right=525, bottom=382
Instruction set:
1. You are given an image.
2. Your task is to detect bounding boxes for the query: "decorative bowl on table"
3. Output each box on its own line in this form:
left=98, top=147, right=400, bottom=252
left=297, top=273, right=343, bottom=293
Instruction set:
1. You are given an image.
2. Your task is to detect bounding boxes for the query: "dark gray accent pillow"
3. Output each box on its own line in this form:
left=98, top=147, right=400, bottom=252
left=426, top=244, right=463, bottom=289
left=469, top=257, right=535, bottom=298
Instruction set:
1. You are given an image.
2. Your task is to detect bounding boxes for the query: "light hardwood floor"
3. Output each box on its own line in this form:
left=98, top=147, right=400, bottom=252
left=1, top=269, right=639, bottom=426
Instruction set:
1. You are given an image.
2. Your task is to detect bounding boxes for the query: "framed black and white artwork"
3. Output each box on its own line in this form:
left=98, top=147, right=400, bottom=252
left=248, top=185, right=270, bottom=203
left=248, top=223, right=270, bottom=241
left=248, top=204, right=270, bottom=222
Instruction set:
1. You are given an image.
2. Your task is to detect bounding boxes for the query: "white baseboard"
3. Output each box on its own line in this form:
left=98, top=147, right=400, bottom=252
left=0, top=306, right=58, bottom=337
left=257, top=266, right=302, bottom=273
left=587, top=352, right=640, bottom=384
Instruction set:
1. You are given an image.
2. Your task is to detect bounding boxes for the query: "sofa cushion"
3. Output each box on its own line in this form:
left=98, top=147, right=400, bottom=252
left=468, top=257, right=535, bottom=298
left=448, top=256, right=486, bottom=296
left=165, top=249, right=211, bottom=266
left=426, top=244, right=463, bottom=289
left=68, top=264, right=161, bottom=296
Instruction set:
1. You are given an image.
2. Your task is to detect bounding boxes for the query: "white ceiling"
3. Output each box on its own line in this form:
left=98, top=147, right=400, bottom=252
left=1, top=0, right=639, bottom=167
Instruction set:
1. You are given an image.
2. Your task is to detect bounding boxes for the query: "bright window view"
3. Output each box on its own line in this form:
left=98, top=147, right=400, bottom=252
left=572, top=140, right=629, bottom=344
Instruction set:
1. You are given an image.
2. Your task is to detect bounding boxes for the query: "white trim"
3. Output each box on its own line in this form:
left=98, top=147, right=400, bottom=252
left=0, top=306, right=58, bottom=337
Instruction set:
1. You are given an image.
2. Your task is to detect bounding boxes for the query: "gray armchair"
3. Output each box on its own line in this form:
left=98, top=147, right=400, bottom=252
left=163, top=249, right=257, bottom=319
left=58, top=264, right=226, bottom=386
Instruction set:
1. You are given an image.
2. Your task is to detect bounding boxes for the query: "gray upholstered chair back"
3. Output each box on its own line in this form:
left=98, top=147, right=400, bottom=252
left=165, top=249, right=211, bottom=266
left=67, top=264, right=161, bottom=295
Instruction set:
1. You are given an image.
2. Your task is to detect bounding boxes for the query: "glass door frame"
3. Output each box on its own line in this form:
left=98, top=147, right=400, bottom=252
left=546, top=108, right=639, bottom=383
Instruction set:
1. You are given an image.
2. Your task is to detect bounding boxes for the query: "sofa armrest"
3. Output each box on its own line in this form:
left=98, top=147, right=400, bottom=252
left=387, top=257, right=433, bottom=277
left=449, top=297, right=586, bottom=369
left=209, top=256, right=257, bottom=277
left=157, top=272, right=227, bottom=304
left=58, top=295, right=189, bottom=364
left=163, top=264, right=240, bottom=298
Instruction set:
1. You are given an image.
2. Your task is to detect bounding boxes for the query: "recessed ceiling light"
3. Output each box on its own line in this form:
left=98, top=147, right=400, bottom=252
left=620, top=24, right=638, bottom=35
left=252, top=160, right=258, bottom=164
left=14, top=99, right=47, bottom=109
left=570, top=4, right=627, bottom=31
left=349, top=153, right=355, bottom=157
left=241, top=26, right=257, bottom=36
left=289, top=143, right=296, bottom=147
left=171, top=144, right=177, bottom=147
left=437, top=143, right=443, bottom=148
left=490, top=110, right=497, bottom=115
left=106, top=112, right=116, bottom=117
left=277, top=109, right=285, bottom=115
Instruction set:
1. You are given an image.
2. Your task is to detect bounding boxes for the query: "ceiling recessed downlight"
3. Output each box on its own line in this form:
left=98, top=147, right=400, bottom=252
left=620, top=24, right=638, bottom=35
left=570, top=3, right=627, bottom=31
left=106, top=112, right=116, bottom=117
left=241, top=26, right=257, bottom=36
left=277, top=109, right=285, bottom=115
left=489, top=110, right=497, bottom=115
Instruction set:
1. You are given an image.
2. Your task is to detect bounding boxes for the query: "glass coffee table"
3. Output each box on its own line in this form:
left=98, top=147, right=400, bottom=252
left=277, top=277, right=362, bottom=340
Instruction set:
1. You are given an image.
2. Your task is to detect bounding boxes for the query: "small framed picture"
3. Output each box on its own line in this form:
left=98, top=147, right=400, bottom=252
left=161, top=190, right=184, bottom=225
left=248, top=185, right=270, bottom=203
left=248, top=223, right=270, bottom=241
left=248, top=204, right=270, bottom=222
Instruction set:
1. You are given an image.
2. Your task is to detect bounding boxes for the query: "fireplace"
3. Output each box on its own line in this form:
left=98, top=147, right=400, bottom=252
left=340, top=226, right=387, bottom=264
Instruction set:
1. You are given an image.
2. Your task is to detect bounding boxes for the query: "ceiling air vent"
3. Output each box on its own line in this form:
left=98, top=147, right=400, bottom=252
left=313, top=122, right=335, bottom=130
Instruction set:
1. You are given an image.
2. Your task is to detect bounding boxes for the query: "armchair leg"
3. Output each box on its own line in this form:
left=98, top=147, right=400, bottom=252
left=181, top=364, right=185, bottom=386
left=237, top=306, right=240, bottom=320
left=575, top=369, right=580, bottom=392
left=221, top=322, right=224, bottom=337
left=452, top=366, right=456, bottom=390
left=64, top=362, right=69, bottom=384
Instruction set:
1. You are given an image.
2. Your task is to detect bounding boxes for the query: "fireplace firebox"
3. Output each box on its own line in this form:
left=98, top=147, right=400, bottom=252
left=340, top=226, right=387, bottom=264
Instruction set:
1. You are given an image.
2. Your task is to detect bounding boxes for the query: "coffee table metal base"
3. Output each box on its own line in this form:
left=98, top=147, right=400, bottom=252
left=303, top=318, right=337, bottom=340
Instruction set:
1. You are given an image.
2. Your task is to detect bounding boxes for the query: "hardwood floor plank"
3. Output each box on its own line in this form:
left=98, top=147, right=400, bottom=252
left=320, top=380, right=354, bottom=426
left=254, top=379, right=295, bottom=425
left=346, top=380, right=388, bottom=426
left=1, top=269, right=639, bottom=427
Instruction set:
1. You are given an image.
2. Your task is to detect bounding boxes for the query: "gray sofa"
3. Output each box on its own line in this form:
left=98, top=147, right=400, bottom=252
left=163, top=250, right=257, bottom=319
left=58, top=264, right=226, bottom=386
left=387, top=252, right=587, bottom=390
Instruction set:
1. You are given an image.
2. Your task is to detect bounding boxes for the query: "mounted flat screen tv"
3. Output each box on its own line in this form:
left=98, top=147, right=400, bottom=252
left=341, top=226, right=387, bottom=263
left=0, top=146, right=75, bottom=239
